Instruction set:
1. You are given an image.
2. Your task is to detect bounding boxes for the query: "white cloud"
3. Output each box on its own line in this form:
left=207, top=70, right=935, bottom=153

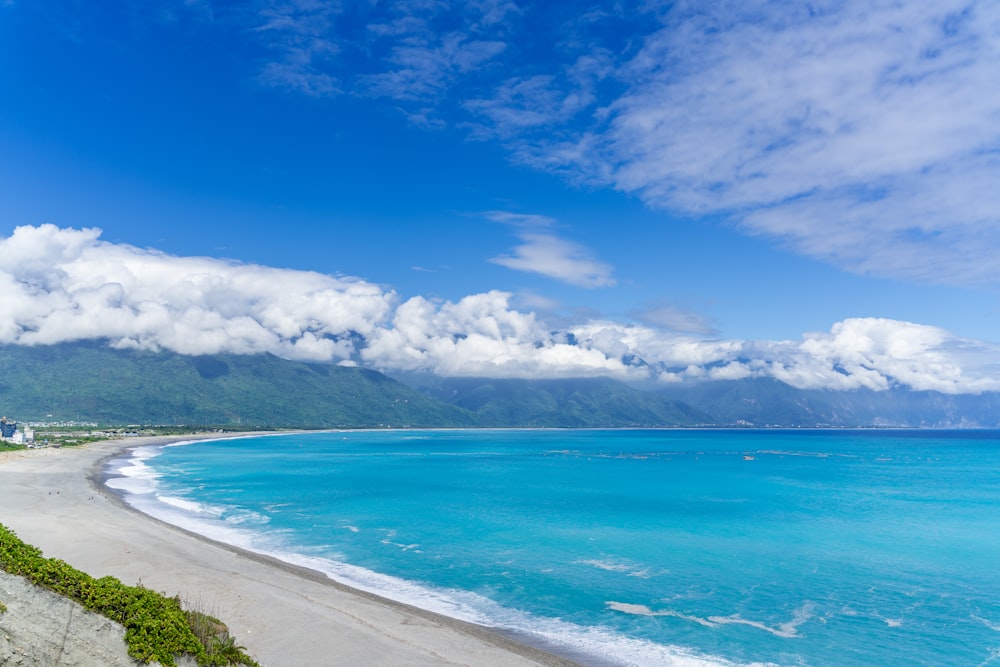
left=483, top=211, right=555, bottom=228
left=360, top=291, right=630, bottom=377
left=3, top=225, right=999, bottom=393
left=778, top=318, right=1000, bottom=393
left=490, top=232, right=616, bottom=288
left=0, top=224, right=394, bottom=360
left=487, top=211, right=615, bottom=288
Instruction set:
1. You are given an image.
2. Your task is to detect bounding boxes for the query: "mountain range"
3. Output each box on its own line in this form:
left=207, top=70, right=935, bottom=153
left=2, top=343, right=998, bottom=428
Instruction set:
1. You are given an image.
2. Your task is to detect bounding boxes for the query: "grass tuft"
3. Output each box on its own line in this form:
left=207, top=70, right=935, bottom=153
left=185, top=607, right=258, bottom=666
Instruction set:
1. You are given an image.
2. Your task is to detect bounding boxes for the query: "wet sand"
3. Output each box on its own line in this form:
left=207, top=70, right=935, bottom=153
left=0, top=436, right=580, bottom=666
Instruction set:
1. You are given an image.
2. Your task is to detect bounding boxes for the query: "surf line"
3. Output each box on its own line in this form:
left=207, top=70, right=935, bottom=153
left=606, top=601, right=815, bottom=638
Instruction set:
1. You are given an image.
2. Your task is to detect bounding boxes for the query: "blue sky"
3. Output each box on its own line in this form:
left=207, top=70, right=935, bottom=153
left=2, top=1, right=1000, bottom=392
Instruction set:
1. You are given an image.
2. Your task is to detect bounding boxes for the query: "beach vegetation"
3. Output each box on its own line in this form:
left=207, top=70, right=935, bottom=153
left=0, top=522, right=259, bottom=666
left=186, top=608, right=257, bottom=666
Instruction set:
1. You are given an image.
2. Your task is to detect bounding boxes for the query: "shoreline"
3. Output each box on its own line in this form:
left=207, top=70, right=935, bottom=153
left=0, top=434, right=582, bottom=667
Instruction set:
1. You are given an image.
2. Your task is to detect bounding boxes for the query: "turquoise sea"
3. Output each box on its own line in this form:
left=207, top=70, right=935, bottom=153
left=105, top=429, right=1000, bottom=666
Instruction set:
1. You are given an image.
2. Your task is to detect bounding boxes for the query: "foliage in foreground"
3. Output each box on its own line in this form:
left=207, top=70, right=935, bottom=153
left=0, top=522, right=257, bottom=666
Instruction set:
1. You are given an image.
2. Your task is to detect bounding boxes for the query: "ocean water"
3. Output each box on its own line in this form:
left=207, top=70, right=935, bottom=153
left=105, top=429, right=1000, bottom=667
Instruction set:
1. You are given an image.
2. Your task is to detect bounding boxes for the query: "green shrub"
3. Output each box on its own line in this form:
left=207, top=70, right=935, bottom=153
left=0, top=522, right=258, bottom=666
left=186, top=609, right=258, bottom=667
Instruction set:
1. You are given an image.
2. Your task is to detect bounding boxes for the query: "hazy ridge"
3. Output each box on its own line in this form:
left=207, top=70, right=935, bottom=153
left=2, top=343, right=999, bottom=428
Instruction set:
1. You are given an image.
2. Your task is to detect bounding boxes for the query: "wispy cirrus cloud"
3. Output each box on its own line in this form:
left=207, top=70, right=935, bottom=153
left=249, top=0, right=513, bottom=116
left=251, top=1, right=342, bottom=96
left=486, top=212, right=615, bottom=288
left=633, top=301, right=718, bottom=336
left=4, top=225, right=999, bottom=393
left=529, top=0, right=1000, bottom=286
left=444, top=1, right=1000, bottom=287
left=153, top=2, right=1000, bottom=285
left=361, top=34, right=506, bottom=102
left=463, top=54, right=608, bottom=139
left=490, top=232, right=616, bottom=288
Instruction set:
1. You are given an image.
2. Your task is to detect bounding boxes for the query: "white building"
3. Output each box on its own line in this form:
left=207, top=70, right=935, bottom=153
left=7, top=426, right=34, bottom=446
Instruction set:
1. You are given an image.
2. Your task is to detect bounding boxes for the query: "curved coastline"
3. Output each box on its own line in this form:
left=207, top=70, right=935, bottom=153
left=0, top=434, right=581, bottom=667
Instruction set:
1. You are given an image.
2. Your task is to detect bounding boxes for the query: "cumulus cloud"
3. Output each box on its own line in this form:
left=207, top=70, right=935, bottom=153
left=0, top=224, right=393, bottom=361
left=361, top=291, right=628, bottom=377
left=3, top=225, right=999, bottom=393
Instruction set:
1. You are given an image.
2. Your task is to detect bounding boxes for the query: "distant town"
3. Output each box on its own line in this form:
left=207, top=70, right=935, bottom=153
left=0, top=417, right=229, bottom=450
left=1, top=416, right=157, bottom=449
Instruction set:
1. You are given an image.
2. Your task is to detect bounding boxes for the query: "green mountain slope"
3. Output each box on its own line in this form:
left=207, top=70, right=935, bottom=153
left=401, top=376, right=713, bottom=427
left=0, top=343, right=477, bottom=427
left=656, top=377, right=1000, bottom=427
left=3, top=344, right=998, bottom=428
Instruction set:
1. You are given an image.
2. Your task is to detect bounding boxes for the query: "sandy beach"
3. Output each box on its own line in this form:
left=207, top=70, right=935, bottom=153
left=0, top=436, right=580, bottom=666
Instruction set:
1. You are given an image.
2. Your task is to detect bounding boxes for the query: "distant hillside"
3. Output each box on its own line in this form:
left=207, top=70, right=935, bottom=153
left=0, top=343, right=477, bottom=428
left=400, top=376, right=714, bottom=427
left=3, top=343, right=998, bottom=428
left=403, top=375, right=1000, bottom=428
left=655, top=377, right=1000, bottom=428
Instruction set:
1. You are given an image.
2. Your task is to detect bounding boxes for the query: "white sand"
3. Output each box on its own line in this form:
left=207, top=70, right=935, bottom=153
left=0, top=436, right=579, bottom=666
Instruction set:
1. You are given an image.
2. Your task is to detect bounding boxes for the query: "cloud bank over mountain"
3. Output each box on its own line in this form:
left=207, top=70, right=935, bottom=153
left=3, top=224, right=998, bottom=394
